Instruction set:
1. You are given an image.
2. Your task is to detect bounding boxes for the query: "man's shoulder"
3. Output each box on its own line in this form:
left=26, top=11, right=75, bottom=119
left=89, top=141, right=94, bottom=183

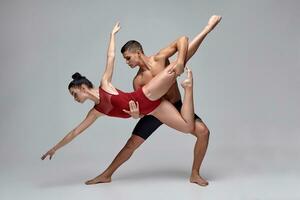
left=133, top=71, right=142, bottom=81
left=150, top=53, right=170, bottom=68
left=133, top=72, right=144, bottom=90
left=133, top=71, right=144, bottom=83
left=152, top=52, right=164, bottom=62
left=133, top=69, right=154, bottom=85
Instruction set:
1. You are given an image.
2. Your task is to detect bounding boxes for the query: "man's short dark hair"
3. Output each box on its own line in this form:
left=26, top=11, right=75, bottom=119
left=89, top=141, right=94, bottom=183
left=121, top=40, right=144, bottom=54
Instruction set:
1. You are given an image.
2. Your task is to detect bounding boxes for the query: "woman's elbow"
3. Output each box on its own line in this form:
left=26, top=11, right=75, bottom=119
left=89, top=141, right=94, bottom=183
left=71, top=129, right=81, bottom=138
left=107, top=53, right=115, bottom=59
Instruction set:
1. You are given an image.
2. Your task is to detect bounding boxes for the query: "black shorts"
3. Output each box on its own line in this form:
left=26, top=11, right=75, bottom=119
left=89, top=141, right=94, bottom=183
left=132, top=100, right=202, bottom=140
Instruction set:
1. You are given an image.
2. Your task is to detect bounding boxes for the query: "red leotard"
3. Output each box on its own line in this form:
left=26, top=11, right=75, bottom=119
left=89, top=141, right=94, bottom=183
left=93, top=87, right=161, bottom=118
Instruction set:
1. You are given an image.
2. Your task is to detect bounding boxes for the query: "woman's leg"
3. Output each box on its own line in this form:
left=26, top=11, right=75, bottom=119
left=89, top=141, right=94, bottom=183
left=150, top=69, right=195, bottom=133
left=142, top=16, right=222, bottom=102
left=142, top=62, right=181, bottom=101
left=186, top=15, right=222, bottom=61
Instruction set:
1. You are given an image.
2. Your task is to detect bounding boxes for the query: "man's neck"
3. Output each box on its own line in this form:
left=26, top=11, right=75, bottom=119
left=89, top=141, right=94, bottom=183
left=138, top=54, right=152, bottom=71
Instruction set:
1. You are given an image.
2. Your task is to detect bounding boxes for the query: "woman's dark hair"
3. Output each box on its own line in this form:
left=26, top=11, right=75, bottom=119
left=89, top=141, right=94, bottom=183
left=68, top=72, right=93, bottom=90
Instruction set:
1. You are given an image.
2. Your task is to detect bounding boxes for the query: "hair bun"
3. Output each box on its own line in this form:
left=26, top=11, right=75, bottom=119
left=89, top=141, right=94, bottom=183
left=72, top=72, right=82, bottom=80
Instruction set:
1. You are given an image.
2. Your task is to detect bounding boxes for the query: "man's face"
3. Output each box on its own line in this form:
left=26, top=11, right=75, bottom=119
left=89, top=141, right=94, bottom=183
left=122, top=51, right=140, bottom=68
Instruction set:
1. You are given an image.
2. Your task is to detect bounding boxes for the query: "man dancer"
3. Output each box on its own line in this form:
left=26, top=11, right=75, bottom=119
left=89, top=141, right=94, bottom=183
left=86, top=15, right=221, bottom=186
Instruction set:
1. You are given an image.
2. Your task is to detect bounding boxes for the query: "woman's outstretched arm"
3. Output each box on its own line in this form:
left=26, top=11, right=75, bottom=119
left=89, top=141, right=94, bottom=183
left=41, top=109, right=101, bottom=160
left=101, top=22, right=120, bottom=84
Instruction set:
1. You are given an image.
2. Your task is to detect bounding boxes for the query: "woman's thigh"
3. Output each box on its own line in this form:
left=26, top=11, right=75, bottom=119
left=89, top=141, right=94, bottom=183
left=142, top=63, right=177, bottom=101
left=150, top=100, right=193, bottom=133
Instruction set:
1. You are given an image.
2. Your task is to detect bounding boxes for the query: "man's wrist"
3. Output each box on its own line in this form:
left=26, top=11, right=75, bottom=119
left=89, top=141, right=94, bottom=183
left=176, top=59, right=184, bottom=65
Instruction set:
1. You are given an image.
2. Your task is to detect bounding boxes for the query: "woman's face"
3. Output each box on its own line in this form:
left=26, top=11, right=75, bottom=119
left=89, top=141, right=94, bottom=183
left=69, top=86, right=88, bottom=103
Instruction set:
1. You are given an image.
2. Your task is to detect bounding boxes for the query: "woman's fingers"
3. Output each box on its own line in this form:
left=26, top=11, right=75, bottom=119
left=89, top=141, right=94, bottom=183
left=41, top=153, right=49, bottom=160
left=129, top=100, right=137, bottom=111
left=129, top=101, right=134, bottom=110
left=122, top=109, right=130, bottom=114
left=112, top=22, right=121, bottom=34
left=41, top=149, right=55, bottom=160
left=124, top=101, right=140, bottom=118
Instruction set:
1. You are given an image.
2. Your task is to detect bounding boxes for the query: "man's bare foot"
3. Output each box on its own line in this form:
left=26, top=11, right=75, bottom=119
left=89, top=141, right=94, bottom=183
left=181, top=68, right=193, bottom=88
left=85, top=174, right=112, bottom=185
left=190, top=174, right=209, bottom=186
left=205, top=15, right=222, bottom=33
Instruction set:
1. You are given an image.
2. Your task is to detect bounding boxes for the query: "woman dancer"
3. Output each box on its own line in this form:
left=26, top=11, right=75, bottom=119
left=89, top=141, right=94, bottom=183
left=41, top=23, right=195, bottom=177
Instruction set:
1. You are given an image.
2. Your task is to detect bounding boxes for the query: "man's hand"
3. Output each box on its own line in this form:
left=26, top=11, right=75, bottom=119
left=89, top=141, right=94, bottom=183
left=168, top=61, right=185, bottom=76
left=41, top=148, right=56, bottom=160
left=123, top=100, right=142, bottom=119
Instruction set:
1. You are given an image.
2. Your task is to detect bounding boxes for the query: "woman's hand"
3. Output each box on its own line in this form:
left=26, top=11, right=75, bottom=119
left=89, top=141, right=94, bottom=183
left=111, top=22, right=120, bottom=35
left=41, top=148, right=56, bottom=160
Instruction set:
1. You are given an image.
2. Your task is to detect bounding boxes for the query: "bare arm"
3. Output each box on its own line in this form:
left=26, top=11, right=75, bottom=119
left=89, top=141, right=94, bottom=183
left=101, top=22, right=120, bottom=84
left=132, top=74, right=144, bottom=90
left=154, top=36, right=188, bottom=65
left=41, top=109, right=101, bottom=160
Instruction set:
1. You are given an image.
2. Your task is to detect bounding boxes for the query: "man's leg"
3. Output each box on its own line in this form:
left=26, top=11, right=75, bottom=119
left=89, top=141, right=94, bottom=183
left=85, top=115, right=163, bottom=185
left=85, top=135, right=144, bottom=184
left=189, top=120, right=210, bottom=186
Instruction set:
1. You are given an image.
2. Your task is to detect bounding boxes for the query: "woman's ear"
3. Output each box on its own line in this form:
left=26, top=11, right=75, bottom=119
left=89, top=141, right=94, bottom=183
left=80, top=84, right=88, bottom=92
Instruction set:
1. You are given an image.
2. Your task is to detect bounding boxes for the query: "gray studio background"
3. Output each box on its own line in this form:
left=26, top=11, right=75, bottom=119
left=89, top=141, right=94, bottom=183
left=1, top=0, right=299, bottom=199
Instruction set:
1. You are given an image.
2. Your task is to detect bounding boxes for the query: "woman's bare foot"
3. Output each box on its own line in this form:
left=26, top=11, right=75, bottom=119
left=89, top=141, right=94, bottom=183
left=190, top=174, right=209, bottom=186
left=85, top=174, right=112, bottom=185
left=181, top=68, right=193, bottom=88
left=205, top=15, right=222, bottom=33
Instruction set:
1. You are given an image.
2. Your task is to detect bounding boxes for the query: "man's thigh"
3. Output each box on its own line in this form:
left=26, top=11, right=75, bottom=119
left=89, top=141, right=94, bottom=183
left=132, top=115, right=163, bottom=140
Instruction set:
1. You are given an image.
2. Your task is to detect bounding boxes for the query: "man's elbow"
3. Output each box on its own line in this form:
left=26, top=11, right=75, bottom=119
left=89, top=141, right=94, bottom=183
left=179, top=36, right=189, bottom=43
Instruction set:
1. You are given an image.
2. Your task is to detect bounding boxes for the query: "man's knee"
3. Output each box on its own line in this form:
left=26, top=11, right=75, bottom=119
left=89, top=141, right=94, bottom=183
left=124, top=135, right=144, bottom=151
left=192, top=121, right=210, bottom=138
